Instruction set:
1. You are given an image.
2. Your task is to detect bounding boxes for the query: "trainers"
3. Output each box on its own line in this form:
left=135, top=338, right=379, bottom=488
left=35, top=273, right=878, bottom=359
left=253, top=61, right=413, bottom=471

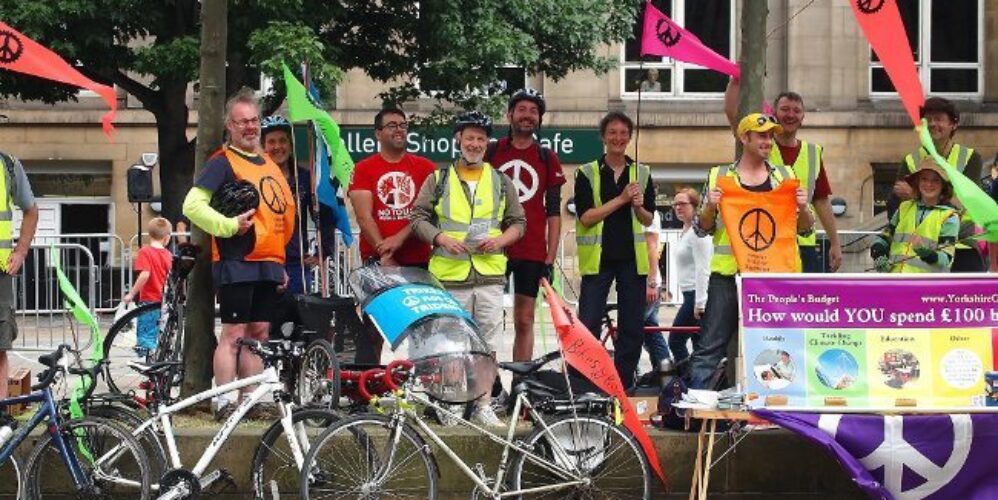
left=213, top=402, right=236, bottom=423
left=473, top=405, right=504, bottom=427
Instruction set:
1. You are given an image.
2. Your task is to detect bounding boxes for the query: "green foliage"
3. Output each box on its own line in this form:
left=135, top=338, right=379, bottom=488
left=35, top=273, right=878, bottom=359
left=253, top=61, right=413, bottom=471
left=247, top=21, right=343, bottom=110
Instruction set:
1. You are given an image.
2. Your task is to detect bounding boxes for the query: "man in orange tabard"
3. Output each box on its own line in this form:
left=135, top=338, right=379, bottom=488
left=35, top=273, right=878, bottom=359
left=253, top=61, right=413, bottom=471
left=183, top=88, right=295, bottom=420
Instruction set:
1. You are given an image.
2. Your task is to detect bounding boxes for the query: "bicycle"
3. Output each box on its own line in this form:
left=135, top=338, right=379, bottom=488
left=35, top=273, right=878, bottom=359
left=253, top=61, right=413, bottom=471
left=0, top=345, right=153, bottom=499
left=111, top=338, right=336, bottom=500
left=299, top=358, right=652, bottom=499
left=103, top=242, right=200, bottom=397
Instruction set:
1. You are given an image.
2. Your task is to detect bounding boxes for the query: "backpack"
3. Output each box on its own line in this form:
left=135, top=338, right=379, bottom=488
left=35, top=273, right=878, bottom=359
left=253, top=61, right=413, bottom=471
left=655, top=370, right=689, bottom=430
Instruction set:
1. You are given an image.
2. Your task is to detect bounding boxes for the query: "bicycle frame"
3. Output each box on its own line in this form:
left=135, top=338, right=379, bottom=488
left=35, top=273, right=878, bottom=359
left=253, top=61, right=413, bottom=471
left=0, top=387, right=88, bottom=488
left=384, top=386, right=590, bottom=498
left=132, top=365, right=306, bottom=484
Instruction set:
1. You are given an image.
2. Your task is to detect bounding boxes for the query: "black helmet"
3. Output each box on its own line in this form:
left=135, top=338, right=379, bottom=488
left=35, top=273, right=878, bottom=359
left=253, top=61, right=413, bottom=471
left=453, top=111, right=493, bottom=136
left=210, top=180, right=259, bottom=217
left=260, top=115, right=292, bottom=141
left=508, top=88, right=545, bottom=115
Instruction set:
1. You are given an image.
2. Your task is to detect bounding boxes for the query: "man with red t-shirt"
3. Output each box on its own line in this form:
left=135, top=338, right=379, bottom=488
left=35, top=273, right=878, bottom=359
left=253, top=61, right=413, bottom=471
left=349, top=107, right=436, bottom=362
left=488, top=89, right=566, bottom=362
left=725, top=80, right=842, bottom=272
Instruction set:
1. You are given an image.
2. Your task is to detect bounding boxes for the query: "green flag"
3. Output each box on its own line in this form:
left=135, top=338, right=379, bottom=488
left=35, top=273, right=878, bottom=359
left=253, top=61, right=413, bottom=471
left=281, top=62, right=352, bottom=189
left=917, top=120, right=998, bottom=242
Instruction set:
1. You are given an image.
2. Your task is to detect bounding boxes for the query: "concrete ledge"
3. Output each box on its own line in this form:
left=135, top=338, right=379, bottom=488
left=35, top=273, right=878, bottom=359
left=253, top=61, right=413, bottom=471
left=2, top=420, right=864, bottom=498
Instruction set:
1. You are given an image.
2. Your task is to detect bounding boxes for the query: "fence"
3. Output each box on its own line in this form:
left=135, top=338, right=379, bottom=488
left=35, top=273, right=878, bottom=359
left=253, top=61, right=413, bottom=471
left=12, top=243, right=99, bottom=352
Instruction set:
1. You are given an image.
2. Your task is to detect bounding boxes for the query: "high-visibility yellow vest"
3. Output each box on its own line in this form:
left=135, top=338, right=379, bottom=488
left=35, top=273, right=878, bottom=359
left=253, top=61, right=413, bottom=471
left=575, top=160, right=651, bottom=276
left=905, top=144, right=974, bottom=250
left=706, top=162, right=794, bottom=276
left=888, top=200, right=957, bottom=273
left=429, top=163, right=508, bottom=282
left=0, top=155, right=13, bottom=271
left=770, top=141, right=822, bottom=247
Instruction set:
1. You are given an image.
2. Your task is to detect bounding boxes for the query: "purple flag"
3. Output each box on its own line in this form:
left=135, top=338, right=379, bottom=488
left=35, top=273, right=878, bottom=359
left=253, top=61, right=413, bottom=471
left=755, top=410, right=998, bottom=499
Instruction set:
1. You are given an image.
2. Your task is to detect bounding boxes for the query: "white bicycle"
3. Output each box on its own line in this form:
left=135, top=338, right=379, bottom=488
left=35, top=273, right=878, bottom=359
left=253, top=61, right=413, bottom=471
left=120, top=338, right=337, bottom=499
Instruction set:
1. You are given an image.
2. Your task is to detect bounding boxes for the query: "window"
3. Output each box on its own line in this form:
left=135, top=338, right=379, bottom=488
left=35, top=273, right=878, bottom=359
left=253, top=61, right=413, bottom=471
left=621, top=0, right=734, bottom=99
left=869, top=0, right=983, bottom=97
left=872, top=163, right=900, bottom=216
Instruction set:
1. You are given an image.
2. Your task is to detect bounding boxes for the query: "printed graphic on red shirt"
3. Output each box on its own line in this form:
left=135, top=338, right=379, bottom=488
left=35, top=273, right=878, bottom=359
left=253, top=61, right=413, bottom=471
left=350, top=153, right=436, bottom=264
left=491, top=139, right=565, bottom=262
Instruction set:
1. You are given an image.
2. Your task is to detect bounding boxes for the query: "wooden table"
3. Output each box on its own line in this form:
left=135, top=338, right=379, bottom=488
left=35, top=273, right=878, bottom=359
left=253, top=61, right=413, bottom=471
left=686, top=408, right=768, bottom=500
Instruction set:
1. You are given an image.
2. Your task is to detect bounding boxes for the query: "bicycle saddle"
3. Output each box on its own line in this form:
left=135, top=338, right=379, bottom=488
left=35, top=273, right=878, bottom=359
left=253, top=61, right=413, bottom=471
left=498, top=350, right=562, bottom=376
left=127, top=360, right=183, bottom=376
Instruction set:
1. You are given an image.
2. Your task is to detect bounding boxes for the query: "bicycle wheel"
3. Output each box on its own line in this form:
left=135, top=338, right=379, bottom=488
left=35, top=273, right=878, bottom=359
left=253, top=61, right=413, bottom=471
left=0, top=455, right=23, bottom=500
left=102, top=301, right=161, bottom=395
left=25, top=416, right=152, bottom=499
left=152, top=301, right=185, bottom=365
left=251, top=408, right=339, bottom=500
left=509, top=414, right=651, bottom=499
left=300, top=413, right=438, bottom=500
left=295, top=339, right=341, bottom=410
left=87, top=402, right=168, bottom=478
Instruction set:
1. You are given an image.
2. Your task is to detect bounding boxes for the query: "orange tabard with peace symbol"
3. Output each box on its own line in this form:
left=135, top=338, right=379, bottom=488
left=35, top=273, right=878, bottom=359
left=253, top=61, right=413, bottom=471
left=717, top=176, right=801, bottom=273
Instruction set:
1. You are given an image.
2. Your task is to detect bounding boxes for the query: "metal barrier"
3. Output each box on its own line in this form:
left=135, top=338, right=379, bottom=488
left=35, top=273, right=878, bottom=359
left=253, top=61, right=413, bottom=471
left=12, top=243, right=99, bottom=352
left=33, top=233, right=128, bottom=313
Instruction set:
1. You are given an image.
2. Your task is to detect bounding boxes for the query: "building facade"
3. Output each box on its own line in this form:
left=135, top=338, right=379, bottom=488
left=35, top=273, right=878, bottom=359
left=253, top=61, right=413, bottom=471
left=1, top=0, right=995, bottom=259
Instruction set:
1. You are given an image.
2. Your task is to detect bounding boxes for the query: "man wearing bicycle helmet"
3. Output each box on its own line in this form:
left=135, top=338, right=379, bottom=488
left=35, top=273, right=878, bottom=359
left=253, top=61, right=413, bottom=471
left=182, top=88, right=296, bottom=420
left=260, top=114, right=336, bottom=295
left=488, top=89, right=566, bottom=363
left=411, top=111, right=525, bottom=426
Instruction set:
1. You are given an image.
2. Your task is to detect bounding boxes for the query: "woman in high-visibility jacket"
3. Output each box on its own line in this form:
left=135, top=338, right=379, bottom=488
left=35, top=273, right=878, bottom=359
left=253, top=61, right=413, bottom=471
left=871, top=161, right=959, bottom=273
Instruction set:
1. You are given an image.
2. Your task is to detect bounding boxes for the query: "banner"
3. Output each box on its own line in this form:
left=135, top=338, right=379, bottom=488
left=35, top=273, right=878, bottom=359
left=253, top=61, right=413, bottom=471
left=639, top=0, right=739, bottom=78
left=718, top=177, right=801, bottom=273
left=740, top=275, right=998, bottom=409
left=849, top=0, right=924, bottom=125
left=917, top=121, right=998, bottom=242
left=0, top=22, right=117, bottom=138
left=362, top=283, right=471, bottom=349
left=540, top=279, right=667, bottom=486
left=756, top=410, right=998, bottom=500
left=282, top=62, right=353, bottom=189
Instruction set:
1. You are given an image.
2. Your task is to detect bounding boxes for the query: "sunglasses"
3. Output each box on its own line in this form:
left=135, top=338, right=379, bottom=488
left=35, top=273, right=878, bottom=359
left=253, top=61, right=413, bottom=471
left=756, top=115, right=778, bottom=126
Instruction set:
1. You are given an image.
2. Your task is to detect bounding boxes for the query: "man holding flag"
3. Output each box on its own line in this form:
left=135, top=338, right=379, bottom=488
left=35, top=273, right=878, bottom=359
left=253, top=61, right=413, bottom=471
left=691, top=113, right=813, bottom=390
left=887, top=97, right=985, bottom=272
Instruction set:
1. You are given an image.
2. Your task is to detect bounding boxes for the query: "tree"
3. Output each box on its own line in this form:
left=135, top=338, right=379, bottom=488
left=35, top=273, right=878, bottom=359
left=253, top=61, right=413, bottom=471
left=734, top=1, right=768, bottom=157
left=0, top=0, right=640, bottom=392
left=183, top=0, right=226, bottom=398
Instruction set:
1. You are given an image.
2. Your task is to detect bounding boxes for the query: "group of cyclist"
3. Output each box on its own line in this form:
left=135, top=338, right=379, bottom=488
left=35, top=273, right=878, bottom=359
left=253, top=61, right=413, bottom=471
left=169, top=76, right=997, bottom=424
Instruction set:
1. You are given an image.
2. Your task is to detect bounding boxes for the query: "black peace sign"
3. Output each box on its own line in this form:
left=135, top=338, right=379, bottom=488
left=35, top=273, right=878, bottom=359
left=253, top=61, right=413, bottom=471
left=738, top=208, right=776, bottom=252
left=0, top=30, right=24, bottom=64
left=655, top=19, right=682, bottom=48
left=259, top=176, right=288, bottom=214
left=856, top=0, right=885, bottom=15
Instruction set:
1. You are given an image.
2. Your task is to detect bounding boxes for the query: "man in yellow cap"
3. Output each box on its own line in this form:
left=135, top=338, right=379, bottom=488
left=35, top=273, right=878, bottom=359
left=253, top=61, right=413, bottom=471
left=690, top=113, right=813, bottom=389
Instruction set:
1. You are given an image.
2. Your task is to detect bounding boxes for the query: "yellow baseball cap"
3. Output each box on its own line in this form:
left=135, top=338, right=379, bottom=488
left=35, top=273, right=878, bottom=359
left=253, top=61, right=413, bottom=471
left=737, top=113, right=784, bottom=136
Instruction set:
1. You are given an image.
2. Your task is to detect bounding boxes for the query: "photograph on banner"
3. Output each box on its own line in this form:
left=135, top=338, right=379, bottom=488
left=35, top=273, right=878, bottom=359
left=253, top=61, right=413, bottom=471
left=740, top=275, right=998, bottom=409
left=743, top=329, right=807, bottom=406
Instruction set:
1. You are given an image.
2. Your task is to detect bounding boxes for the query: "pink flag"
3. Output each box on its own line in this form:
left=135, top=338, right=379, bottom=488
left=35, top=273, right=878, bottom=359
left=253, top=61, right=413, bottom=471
left=640, top=0, right=739, bottom=79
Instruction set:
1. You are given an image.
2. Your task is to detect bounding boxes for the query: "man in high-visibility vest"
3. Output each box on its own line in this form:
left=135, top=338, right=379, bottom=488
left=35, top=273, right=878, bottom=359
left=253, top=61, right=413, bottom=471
left=691, top=113, right=813, bottom=390
left=411, top=111, right=525, bottom=426
left=0, top=150, right=39, bottom=401
left=725, top=79, right=842, bottom=272
left=888, top=97, right=984, bottom=272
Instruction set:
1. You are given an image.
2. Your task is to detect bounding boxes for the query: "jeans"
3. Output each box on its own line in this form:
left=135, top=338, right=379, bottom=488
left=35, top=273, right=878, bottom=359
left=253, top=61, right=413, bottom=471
left=689, top=274, right=738, bottom=389
left=643, top=298, right=670, bottom=373
left=669, top=290, right=699, bottom=363
left=578, top=260, right=646, bottom=389
left=799, top=245, right=823, bottom=273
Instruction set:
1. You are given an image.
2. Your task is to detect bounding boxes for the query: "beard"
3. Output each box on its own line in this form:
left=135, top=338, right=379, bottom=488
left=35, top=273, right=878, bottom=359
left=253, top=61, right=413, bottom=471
left=462, top=149, right=485, bottom=164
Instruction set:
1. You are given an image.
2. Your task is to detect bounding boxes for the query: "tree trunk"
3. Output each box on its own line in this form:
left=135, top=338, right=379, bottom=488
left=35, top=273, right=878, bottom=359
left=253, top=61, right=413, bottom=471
left=155, top=84, right=195, bottom=224
left=734, top=1, right=768, bottom=158
left=183, top=0, right=227, bottom=398
left=727, top=1, right=768, bottom=386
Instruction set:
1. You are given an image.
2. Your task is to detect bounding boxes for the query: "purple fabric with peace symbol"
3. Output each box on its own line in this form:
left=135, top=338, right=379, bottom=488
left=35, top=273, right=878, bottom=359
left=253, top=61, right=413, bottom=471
left=755, top=410, right=998, bottom=499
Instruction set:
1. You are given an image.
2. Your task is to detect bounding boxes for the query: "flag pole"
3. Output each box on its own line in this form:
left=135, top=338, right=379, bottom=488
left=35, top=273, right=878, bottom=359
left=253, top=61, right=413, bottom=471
left=302, top=62, right=330, bottom=297
left=635, top=62, right=643, bottom=167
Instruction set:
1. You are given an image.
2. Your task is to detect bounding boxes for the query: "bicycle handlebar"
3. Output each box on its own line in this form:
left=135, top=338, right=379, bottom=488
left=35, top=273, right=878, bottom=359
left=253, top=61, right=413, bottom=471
left=31, top=344, right=70, bottom=391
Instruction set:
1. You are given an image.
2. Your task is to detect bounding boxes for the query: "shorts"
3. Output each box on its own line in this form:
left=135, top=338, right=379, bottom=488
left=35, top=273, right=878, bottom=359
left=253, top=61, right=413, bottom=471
left=504, top=259, right=546, bottom=298
left=217, top=281, right=280, bottom=325
left=0, top=275, right=15, bottom=350
left=135, top=304, right=161, bottom=350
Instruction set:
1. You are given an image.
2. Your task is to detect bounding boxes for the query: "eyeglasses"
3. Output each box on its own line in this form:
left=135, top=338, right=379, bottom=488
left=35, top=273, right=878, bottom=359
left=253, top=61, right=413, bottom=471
left=230, top=117, right=260, bottom=128
left=672, top=202, right=692, bottom=207
left=379, top=122, right=409, bottom=131
left=757, top=115, right=778, bottom=126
